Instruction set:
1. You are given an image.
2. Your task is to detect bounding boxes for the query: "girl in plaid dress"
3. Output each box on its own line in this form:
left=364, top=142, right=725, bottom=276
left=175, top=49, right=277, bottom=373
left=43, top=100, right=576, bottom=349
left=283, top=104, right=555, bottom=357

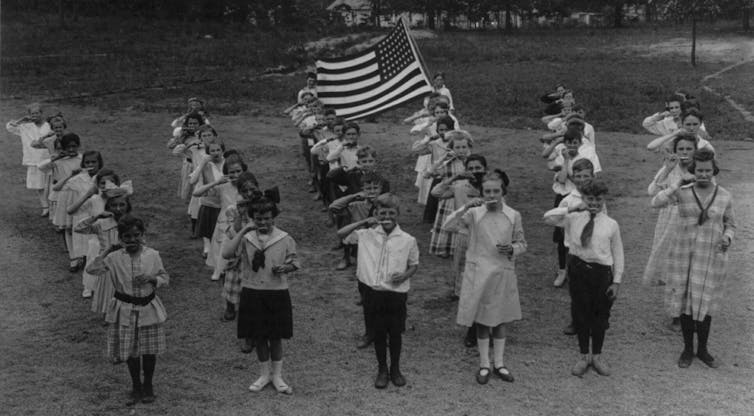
left=651, top=148, right=735, bottom=369
left=428, top=130, right=472, bottom=258
left=86, top=215, right=169, bottom=405
left=643, top=134, right=697, bottom=287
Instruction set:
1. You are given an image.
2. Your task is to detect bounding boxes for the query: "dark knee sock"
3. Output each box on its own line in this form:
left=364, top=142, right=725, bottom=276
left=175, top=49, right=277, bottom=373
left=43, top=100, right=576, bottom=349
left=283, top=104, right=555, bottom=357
left=679, top=314, right=695, bottom=353
left=142, top=355, right=156, bottom=388
left=465, top=324, right=476, bottom=341
left=576, top=330, right=590, bottom=354
left=126, top=357, right=141, bottom=391
left=225, top=301, right=235, bottom=312
left=373, top=332, right=387, bottom=369
left=591, top=328, right=606, bottom=354
left=696, top=315, right=712, bottom=353
left=557, top=241, right=567, bottom=269
left=191, top=218, right=197, bottom=234
left=388, top=332, right=402, bottom=371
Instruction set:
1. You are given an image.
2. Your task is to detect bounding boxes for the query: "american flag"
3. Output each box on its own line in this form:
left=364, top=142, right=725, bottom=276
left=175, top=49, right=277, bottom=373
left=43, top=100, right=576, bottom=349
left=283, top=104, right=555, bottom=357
left=315, top=20, right=433, bottom=121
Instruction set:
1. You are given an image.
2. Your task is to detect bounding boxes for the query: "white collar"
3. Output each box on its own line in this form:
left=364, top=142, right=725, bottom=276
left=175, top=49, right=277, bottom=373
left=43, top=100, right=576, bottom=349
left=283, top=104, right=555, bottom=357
left=244, top=227, right=288, bottom=249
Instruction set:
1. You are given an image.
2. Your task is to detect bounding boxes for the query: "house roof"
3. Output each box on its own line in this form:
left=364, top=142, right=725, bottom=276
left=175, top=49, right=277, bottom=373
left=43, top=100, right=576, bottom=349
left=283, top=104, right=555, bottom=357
left=327, top=0, right=372, bottom=12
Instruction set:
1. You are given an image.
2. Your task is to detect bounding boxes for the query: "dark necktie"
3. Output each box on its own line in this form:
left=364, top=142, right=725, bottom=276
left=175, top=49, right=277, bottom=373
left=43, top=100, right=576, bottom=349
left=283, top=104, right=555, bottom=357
left=580, top=213, right=596, bottom=247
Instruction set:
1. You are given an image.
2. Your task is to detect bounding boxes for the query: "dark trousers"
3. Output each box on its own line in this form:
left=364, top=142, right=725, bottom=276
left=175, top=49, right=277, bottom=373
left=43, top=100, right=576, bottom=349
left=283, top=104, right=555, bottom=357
left=553, top=193, right=567, bottom=269
left=568, top=256, right=614, bottom=354
left=361, top=284, right=407, bottom=369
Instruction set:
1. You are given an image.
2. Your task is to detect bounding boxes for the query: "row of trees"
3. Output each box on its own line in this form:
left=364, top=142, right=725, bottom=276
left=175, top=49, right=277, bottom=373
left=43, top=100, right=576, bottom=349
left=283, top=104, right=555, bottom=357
left=3, top=0, right=752, bottom=30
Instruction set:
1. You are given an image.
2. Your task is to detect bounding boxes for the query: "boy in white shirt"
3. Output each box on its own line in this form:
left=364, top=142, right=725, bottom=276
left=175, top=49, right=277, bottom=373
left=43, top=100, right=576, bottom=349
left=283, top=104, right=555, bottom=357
left=544, top=180, right=624, bottom=378
left=337, top=193, right=419, bottom=389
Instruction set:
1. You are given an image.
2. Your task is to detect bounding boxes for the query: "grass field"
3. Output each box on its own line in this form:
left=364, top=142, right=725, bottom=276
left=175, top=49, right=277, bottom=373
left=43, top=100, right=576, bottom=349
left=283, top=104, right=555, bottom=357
left=1, top=12, right=754, bottom=416
left=1, top=13, right=752, bottom=139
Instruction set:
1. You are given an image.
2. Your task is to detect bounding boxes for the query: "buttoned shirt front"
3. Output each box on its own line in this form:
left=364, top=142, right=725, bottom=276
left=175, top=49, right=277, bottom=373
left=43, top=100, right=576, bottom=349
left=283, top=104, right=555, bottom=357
left=544, top=210, right=624, bottom=283
left=354, top=225, right=419, bottom=293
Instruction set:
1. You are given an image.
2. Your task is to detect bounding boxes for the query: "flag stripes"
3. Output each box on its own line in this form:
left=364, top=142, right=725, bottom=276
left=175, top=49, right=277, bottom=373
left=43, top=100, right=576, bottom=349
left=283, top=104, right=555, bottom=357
left=315, top=20, right=432, bottom=120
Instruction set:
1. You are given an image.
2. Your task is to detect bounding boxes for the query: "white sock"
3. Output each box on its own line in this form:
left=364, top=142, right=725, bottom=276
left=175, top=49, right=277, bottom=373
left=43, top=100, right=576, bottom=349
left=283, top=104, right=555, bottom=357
left=249, top=360, right=271, bottom=391
left=202, top=238, right=210, bottom=254
left=477, top=338, right=490, bottom=369
left=493, top=337, right=506, bottom=368
left=271, top=360, right=292, bottom=393
left=258, top=360, right=271, bottom=380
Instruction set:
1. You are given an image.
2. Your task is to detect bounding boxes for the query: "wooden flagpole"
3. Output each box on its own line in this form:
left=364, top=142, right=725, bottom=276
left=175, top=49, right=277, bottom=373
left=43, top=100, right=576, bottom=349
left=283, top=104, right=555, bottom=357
left=402, top=16, right=432, bottom=86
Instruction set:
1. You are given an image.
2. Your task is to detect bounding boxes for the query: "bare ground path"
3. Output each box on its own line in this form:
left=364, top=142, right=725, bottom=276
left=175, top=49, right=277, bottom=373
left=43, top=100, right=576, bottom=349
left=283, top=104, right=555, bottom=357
left=1, top=107, right=753, bottom=415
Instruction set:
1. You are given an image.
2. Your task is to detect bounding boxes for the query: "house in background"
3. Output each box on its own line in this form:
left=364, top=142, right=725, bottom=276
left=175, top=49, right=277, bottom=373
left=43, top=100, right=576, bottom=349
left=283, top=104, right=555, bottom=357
left=327, top=0, right=425, bottom=27
left=327, top=0, right=371, bottom=26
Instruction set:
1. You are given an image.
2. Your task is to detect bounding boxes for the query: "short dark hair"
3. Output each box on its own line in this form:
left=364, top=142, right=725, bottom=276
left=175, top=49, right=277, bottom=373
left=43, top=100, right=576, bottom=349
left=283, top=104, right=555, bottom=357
left=344, top=122, right=360, bottom=135
left=562, top=127, right=582, bottom=143
left=96, top=169, right=120, bottom=186
left=360, top=172, right=385, bottom=188
left=60, top=133, right=80, bottom=148
left=436, top=115, right=456, bottom=130
left=80, top=150, right=103, bottom=171
left=356, top=145, right=376, bottom=159
left=223, top=154, right=248, bottom=174
left=106, top=195, right=132, bottom=214
left=117, top=214, right=144, bottom=235
left=184, top=112, right=205, bottom=127
left=324, top=108, right=337, bottom=116
left=571, top=158, right=594, bottom=175
left=234, top=171, right=259, bottom=190
left=580, top=179, right=608, bottom=197
left=672, top=133, right=698, bottom=153
left=248, top=197, right=279, bottom=218
left=465, top=154, right=487, bottom=169
left=687, top=148, right=719, bottom=176
left=681, top=108, right=703, bottom=123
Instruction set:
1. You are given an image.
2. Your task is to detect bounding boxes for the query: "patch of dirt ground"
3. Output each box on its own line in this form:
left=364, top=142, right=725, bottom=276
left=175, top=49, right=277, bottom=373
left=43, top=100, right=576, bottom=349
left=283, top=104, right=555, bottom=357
left=0, top=102, right=753, bottom=415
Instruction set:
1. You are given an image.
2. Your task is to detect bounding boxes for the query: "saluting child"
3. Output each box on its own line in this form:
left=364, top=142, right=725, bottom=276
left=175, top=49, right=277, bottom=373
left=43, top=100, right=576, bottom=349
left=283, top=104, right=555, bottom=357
left=329, top=172, right=386, bottom=347
left=444, top=175, right=526, bottom=385
left=38, top=133, right=84, bottom=270
left=542, top=128, right=602, bottom=287
left=337, top=193, right=419, bottom=389
left=543, top=159, right=596, bottom=337
left=544, top=180, right=624, bottom=377
left=428, top=130, right=472, bottom=258
left=74, top=172, right=132, bottom=315
left=222, top=171, right=261, bottom=353
left=5, top=102, right=53, bottom=216
left=190, top=137, right=225, bottom=260
left=222, top=197, right=300, bottom=395
left=193, top=153, right=247, bottom=281
left=64, top=150, right=106, bottom=298
left=86, top=215, right=169, bottom=405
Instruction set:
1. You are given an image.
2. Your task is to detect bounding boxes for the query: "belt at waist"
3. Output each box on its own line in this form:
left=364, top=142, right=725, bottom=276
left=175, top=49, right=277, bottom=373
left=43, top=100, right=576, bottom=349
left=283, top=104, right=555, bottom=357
left=569, top=256, right=612, bottom=272
left=114, top=291, right=155, bottom=306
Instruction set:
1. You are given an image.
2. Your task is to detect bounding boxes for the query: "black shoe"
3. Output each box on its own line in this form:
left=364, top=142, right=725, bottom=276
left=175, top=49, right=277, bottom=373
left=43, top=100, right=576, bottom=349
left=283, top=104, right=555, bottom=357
left=374, top=368, right=389, bottom=389
left=141, top=384, right=155, bottom=403
left=563, top=323, right=576, bottom=335
left=493, top=366, right=514, bottom=382
left=221, top=308, right=236, bottom=322
left=678, top=350, right=694, bottom=368
left=697, top=350, right=719, bottom=368
left=464, top=336, right=477, bottom=348
left=125, top=388, right=142, bottom=406
left=240, top=338, right=255, bottom=354
left=390, top=368, right=406, bottom=387
left=357, top=334, right=373, bottom=349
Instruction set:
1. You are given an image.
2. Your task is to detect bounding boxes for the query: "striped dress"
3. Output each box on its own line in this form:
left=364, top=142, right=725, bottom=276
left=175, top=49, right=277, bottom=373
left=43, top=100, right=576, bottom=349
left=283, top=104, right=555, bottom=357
left=428, top=159, right=465, bottom=257
left=653, top=184, right=735, bottom=320
left=74, top=215, right=119, bottom=314
left=642, top=164, right=694, bottom=285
